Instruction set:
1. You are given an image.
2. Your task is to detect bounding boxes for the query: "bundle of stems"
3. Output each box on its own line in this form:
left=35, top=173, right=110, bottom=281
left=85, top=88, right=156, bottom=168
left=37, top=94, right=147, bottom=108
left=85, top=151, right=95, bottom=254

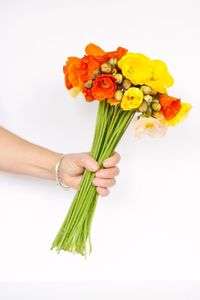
left=51, top=101, right=135, bottom=257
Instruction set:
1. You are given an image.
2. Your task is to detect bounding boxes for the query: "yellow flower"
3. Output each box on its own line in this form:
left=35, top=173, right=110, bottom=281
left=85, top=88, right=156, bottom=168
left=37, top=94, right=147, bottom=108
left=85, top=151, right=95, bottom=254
left=162, top=103, right=192, bottom=126
left=145, top=60, right=174, bottom=93
left=118, top=53, right=152, bottom=85
left=121, top=87, right=143, bottom=110
left=118, top=53, right=174, bottom=94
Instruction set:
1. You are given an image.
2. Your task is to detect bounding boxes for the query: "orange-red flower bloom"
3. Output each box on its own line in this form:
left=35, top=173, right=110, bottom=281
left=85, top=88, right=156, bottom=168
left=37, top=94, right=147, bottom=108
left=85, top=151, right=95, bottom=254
left=85, top=43, right=128, bottom=64
left=82, top=87, right=95, bottom=101
left=63, top=44, right=127, bottom=93
left=160, top=95, right=181, bottom=120
left=63, top=55, right=100, bottom=90
left=91, top=75, right=117, bottom=100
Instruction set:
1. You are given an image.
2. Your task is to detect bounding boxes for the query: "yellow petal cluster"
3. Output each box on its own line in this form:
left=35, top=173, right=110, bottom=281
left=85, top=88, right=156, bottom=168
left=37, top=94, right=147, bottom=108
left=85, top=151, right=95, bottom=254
left=121, top=87, right=143, bottom=111
left=118, top=53, right=174, bottom=93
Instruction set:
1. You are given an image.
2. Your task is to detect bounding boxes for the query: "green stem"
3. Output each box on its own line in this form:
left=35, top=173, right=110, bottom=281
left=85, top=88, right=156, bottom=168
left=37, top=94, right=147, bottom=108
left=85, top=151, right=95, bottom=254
left=51, top=102, right=135, bottom=256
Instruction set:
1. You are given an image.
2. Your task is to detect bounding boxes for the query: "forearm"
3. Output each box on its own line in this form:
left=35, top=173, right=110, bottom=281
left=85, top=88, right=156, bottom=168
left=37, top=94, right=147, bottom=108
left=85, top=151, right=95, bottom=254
left=0, top=127, right=62, bottom=180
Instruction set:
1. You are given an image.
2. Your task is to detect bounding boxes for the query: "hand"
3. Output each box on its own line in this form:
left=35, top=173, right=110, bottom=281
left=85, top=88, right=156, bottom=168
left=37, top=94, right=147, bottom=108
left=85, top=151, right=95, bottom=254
left=60, top=152, right=121, bottom=197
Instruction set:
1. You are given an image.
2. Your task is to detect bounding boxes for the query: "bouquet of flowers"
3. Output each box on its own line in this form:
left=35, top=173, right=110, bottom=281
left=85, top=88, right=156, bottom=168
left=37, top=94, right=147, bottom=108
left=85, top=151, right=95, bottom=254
left=51, top=43, right=191, bottom=257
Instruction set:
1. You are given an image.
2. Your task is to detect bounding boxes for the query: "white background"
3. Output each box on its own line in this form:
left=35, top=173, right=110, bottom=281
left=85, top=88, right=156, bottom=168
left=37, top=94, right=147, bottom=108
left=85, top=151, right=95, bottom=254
left=0, top=0, right=200, bottom=298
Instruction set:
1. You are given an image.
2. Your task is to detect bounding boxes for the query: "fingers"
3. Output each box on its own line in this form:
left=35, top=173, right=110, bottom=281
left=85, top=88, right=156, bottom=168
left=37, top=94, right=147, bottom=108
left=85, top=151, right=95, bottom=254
left=96, top=187, right=109, bottom=197
left=95, top=166, right=119, bottom=179
left=63, top=174, right=112, bottom=197
left=103, top=152, right=121, bottom=168
left=94, top=153, right=120, bottom=197
left=92, top=177, right=116, bottom=188
left=61, top=152, right=121, bottom=198
left=78, top=153, right=99, bottom=172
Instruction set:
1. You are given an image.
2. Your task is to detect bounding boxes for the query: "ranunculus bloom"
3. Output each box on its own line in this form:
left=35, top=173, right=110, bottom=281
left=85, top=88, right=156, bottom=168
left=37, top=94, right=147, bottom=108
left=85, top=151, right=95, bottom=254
left=85, top=43, right=128, bottom=64
left=118, top=53, right=153, bottom=85
left=63, top=55, right=100, bottom=91
left=160, top=95, right=181, bottom=120
left=145, top=60, right=174, bottom=93
left=134, top=117, right=168, bottom=138
left=118, top=53, right=174, bottom=93
left=162, top=103, right=192, bottom=126
left=63, top=57, right=81, bottom=90
left=91, top=75, right=117, bottom=100
left=121, top=87, right=143, bottom=111
left=63, top=44, right=127, bottom=97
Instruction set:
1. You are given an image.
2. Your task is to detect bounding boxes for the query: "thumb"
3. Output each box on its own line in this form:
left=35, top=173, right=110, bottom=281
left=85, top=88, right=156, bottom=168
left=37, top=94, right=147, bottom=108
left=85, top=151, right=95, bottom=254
left=78, top=153, right=99, bottom=172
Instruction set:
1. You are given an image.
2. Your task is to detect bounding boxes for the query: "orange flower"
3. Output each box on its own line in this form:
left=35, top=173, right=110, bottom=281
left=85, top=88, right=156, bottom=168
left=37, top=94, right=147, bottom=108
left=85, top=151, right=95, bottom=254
left=85, top=43, right=105, bottom=56
left=160, top=95, right=181, bottom=120
left=91, top=75, right=117, bottom=100
left=104, top=47, right=128, bottom=61
left=81, top=55, right=100, bottom=82
left=85, top=43, right=128, bottom=64
left=82, top=87, right=95, bottom=102
left=63, top=44, right=127, bottom=92
left=63, top=57, right=81, bottom=89
left=63, top=55, right=100, bottom=90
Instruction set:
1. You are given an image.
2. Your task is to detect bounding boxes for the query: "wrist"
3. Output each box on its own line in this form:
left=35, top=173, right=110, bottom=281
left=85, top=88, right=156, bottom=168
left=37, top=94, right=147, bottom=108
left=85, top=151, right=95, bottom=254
left=40, top=150, right=63, bottom=180
left=26, top=144, right=63, bottom=181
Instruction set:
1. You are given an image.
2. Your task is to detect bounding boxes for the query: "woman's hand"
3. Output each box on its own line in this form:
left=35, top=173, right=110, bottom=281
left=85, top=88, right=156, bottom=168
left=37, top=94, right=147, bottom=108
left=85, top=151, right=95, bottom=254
left=0, top=127, right=120, bottom=196
left=60, top=152, right=121, bottom=197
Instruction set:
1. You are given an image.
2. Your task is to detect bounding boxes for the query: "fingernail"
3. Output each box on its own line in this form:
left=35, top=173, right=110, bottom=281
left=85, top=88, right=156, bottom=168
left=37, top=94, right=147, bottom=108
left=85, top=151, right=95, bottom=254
left=91, top=163, right=99, bottom=172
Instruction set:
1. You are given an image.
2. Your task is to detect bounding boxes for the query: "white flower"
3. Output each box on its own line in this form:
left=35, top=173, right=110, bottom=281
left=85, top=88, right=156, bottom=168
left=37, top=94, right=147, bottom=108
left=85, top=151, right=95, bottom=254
left=134, top=117, right=168, bottom=139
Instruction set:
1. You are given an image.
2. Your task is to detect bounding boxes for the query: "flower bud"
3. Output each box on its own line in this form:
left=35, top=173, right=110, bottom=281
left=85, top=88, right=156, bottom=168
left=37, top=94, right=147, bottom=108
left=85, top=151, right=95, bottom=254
left=152, top=111, right=160, bottom=118
left=140, top=85, right=152, bottom=95
left=123, top=79, right=131, bottom=89
left=112, top=68, right=118, bottom=76
left=92, top=69, right=101, bottom=79
left=114, top=73, right=123, bottom=84
left=108, top=57, right=118, bottom=66
left=144, top=95, right=153, bottom=102
left=101, top=63, right=112, bottom=73
left=84, top=80, right=93, bottom=88
left=114, top=90, right=123, bottom=101
left=151, top=102, right=161, bottom=111
left=138, top=100, right=148, bottom=112
left=141, top=112, right=147, bottom=118
left=146, top=106, right=152, bottom=117
left=152, top=98, right=159, bottom=103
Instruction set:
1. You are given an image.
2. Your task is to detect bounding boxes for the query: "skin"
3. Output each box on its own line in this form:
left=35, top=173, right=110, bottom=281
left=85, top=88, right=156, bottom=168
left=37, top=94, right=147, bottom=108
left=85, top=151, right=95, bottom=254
left=0, top=127, right=120, bottom=197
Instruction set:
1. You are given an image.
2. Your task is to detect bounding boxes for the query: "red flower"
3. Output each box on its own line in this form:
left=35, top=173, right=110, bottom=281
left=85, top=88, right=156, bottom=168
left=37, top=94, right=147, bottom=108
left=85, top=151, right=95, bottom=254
left=63, top=55, right=100, bottom=90
left=82, top=87, right=95, bottom=101
left=91, top=75, right=117, bottom=100
left=160, top=95, right=181, bottom=120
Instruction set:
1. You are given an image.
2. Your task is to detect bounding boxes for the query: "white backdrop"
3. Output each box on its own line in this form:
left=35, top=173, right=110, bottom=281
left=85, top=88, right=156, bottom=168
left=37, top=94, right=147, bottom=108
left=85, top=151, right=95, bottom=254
left=0, top=0, right=200, bottom=298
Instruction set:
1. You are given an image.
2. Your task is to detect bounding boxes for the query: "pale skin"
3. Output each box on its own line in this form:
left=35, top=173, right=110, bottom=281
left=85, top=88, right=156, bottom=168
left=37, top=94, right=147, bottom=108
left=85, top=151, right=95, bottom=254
left=0, top=127, right=120, bottom=197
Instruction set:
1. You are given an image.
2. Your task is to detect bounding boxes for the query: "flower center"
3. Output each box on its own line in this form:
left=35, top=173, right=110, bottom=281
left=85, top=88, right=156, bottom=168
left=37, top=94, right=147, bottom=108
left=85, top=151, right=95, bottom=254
left=145, top=123, right=154, bottom=128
